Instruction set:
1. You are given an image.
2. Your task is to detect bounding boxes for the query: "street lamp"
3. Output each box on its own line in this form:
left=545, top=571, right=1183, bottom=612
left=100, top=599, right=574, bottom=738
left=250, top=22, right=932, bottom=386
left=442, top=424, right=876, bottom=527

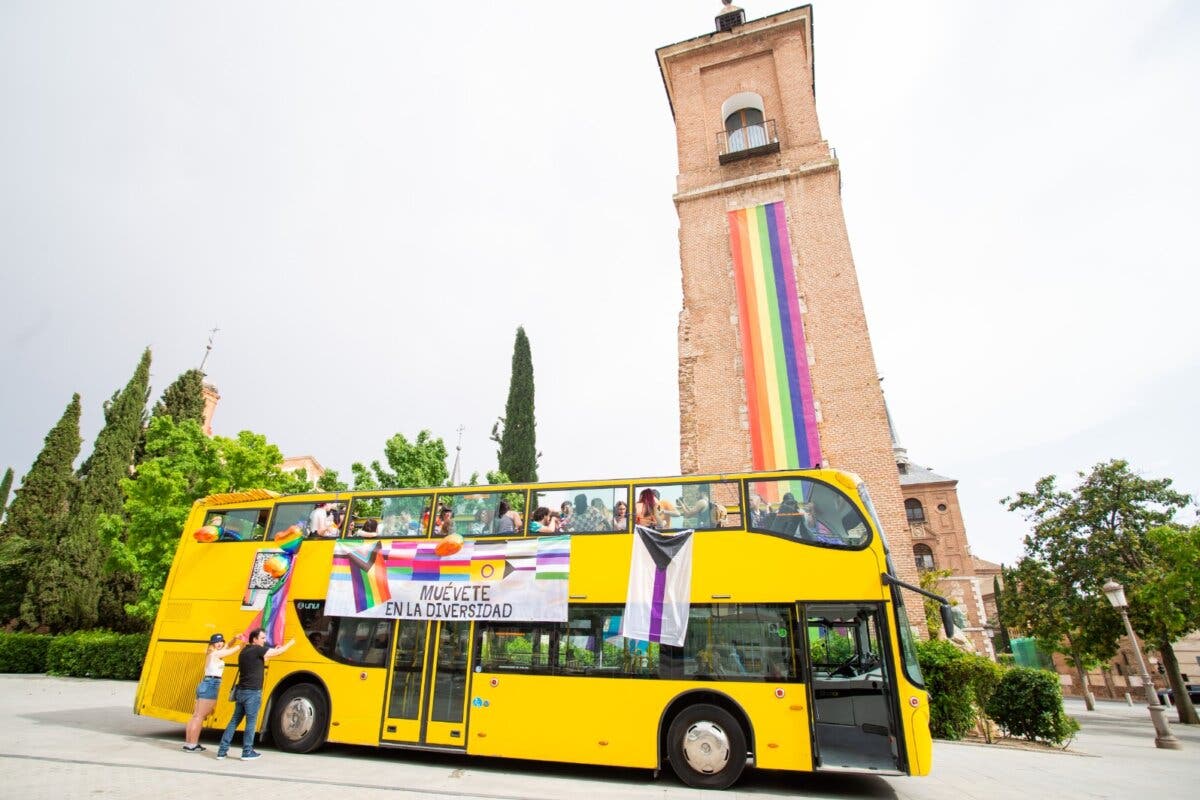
left=1102, top=580, right=1182, bottom=750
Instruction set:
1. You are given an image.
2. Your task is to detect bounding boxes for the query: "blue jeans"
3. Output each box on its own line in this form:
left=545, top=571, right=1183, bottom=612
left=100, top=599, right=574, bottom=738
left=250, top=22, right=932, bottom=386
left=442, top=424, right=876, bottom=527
left=218, top=688, right=263, bottom=756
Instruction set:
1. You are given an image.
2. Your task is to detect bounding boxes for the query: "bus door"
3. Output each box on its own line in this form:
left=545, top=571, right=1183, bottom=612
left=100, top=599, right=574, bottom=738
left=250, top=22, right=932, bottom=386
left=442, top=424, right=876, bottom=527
left=804, top=603, right=902, bottom=773
left=381, top=620, right=473, bottom=747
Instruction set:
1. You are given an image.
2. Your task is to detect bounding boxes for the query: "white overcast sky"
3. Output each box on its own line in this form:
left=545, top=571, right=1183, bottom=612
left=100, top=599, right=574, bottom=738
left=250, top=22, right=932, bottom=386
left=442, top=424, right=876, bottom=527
left=2, top=1, right=1197, bottom=566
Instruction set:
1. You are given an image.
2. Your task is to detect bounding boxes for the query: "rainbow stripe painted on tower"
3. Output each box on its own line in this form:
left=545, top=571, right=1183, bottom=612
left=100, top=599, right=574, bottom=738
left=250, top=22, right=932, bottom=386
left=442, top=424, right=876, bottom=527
left=728, top=201, right=821, bottom=471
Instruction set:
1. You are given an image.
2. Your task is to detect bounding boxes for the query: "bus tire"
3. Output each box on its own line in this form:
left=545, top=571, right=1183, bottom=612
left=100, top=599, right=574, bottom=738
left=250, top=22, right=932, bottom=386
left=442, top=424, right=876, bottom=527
left=666, top=703, right=747, bottom=789
left=270, top=683, right=328, bottom=754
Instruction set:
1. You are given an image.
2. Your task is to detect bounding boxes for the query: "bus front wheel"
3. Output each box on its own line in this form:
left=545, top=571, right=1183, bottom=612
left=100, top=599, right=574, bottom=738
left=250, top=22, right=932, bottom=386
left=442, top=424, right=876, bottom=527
left=270, top=683, right=328, bottom=754
left=666, top=703, right=746, bottom=789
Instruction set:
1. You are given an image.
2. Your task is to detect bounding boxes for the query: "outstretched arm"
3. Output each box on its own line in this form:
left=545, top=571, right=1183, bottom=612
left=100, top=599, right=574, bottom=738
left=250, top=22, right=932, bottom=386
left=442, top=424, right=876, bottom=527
left=265, top=638, right=296, bottom=659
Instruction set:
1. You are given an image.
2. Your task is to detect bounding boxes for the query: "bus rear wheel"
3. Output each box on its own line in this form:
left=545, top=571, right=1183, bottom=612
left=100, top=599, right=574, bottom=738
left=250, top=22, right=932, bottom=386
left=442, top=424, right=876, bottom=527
left=666, top=703, right=747, bottom=789
left=270, top=683, right=328, bottom=754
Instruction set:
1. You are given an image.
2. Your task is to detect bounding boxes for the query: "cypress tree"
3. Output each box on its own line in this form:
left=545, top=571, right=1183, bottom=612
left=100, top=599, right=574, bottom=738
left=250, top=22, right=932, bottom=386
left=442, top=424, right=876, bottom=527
left=992, top=573, right=1013, bottom=654
left=494, top=326, right=538, bottom=483
left=0, top=467, right=12, bottom=522
left=24, top=350, right=151, bottom=632
left=152, top=368, right=206, bottom=424
left=0, top=395, right=82, bottom=625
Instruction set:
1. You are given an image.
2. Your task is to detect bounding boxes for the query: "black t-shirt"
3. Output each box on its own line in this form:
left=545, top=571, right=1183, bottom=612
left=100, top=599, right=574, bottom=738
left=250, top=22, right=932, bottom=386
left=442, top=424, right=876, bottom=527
left=238, top=644, right=269, bottom=690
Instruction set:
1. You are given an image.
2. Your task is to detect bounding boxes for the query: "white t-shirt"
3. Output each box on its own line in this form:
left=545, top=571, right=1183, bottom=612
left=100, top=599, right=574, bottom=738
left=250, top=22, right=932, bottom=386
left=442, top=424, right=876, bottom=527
left=205, top=648, right=233, bottom=678
left=308, top=507, right=329, bottom=535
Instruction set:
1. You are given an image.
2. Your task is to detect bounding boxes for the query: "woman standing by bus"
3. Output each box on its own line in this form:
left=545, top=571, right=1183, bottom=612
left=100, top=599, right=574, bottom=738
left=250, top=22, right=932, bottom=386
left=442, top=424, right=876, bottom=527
left=183, top=632, right=243, bottom=752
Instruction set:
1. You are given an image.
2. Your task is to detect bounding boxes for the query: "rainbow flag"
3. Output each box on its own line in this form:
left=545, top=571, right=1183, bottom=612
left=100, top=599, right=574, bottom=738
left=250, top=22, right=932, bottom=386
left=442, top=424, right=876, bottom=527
left=728, top=202, right=821, bottom=475
left=243, top=535, right=303, bottom=645
left=344, top=541, right=392, bottom=612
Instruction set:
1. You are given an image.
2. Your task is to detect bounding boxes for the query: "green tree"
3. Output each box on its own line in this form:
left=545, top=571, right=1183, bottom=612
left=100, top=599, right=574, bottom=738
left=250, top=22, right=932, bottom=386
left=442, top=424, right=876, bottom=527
left=992, top=574, right=1012, bottom=654
left=369, top=431, right=449, bottom=489
left=0, top=467, right=12, bottom=522
left=316, top=469, right=348, bottom=492
left=1001, top=557, right=1119, bottom=711
left=38, top=350, right=149, bottom=633
left=152, top=368, right=206, bottom=425
left=491, top=327, right=538, bottom=483
left=1126, top=525, right=1200, bottom=724
left=350, top=462, right=380, bottom=491
left=0, top=395, right=82, bottom=625
left=111, top=416, right=318, bottom=624
left=919, top=567, right=954, bottom=639
left=1003, top=459, right=1191, bottom=712
left=26, top=350, right=151, bottom=632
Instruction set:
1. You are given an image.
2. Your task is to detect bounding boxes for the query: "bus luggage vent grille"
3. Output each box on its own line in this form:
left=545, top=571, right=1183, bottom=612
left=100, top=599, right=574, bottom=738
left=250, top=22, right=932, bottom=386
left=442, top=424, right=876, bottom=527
left=163, top=602, right=192, bottom=621
left=152, top=651, right=203, bottom=714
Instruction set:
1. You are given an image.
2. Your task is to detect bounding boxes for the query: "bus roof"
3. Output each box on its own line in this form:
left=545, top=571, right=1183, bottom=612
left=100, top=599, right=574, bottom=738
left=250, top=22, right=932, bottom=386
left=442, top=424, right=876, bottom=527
left=198, top=488, right=281, bottom=507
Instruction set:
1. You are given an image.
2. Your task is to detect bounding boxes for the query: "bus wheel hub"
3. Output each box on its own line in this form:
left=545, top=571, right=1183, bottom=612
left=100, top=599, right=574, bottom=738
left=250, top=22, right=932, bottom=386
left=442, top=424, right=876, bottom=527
left=682, top=721, right=730, bottom=774
left=280, top=696, right=315, bottom=741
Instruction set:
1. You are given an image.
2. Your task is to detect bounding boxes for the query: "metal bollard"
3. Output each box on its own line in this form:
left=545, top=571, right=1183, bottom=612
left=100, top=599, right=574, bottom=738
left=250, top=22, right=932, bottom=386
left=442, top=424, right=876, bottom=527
left=1125, top=692, right=1133, bottom=706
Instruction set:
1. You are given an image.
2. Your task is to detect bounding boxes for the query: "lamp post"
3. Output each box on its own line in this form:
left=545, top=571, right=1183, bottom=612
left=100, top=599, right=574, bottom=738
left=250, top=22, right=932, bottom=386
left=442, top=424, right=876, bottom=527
left=1102, top=580, right=1181, bottom=750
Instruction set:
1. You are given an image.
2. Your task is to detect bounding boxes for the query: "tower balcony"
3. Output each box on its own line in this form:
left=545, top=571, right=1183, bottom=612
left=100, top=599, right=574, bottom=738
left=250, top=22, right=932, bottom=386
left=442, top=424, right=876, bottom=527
left=717, top=119, right=780, bottom=164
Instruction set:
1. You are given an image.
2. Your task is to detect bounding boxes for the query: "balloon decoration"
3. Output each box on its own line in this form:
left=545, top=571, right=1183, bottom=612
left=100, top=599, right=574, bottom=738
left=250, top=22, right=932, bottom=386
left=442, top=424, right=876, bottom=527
left=274, top=524, right=304, bottom=542
left=262, top=554, right=290, bottom=578
left=193, top=525, right=220, bottom=543
left=434, top=532, right=464, bottom=557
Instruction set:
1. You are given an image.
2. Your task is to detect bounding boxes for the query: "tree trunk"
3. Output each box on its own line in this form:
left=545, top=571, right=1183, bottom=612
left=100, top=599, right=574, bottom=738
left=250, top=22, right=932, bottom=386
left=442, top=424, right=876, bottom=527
left=1159, top=640, right=1199, bottom=725
left=1071, top=646, right=1095, bottom=711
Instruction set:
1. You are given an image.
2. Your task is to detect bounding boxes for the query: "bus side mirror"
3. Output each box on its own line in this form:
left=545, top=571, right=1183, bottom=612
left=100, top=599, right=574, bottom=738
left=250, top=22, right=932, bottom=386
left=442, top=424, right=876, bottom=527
left=940, top=604, right=956, bottom=638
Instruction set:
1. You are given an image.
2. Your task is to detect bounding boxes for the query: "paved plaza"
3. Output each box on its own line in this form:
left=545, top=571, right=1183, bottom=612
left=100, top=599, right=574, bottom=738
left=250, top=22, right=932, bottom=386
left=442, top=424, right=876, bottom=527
left=0, top=675, right=1196, bottom=799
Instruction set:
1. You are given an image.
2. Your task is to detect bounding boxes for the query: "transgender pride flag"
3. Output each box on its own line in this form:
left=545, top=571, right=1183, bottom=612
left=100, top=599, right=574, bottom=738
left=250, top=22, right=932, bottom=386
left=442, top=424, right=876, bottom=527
left=621, top=526, right=694, bottom=647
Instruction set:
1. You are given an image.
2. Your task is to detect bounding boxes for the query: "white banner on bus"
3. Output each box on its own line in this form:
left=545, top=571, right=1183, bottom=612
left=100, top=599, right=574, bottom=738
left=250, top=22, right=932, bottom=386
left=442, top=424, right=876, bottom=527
left=323, top=536, right=570, bottom=622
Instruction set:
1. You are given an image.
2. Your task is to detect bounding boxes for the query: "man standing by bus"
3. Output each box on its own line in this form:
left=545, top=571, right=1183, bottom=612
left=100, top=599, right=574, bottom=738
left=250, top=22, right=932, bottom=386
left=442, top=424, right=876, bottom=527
left=216, top=628, right=295, bottom=761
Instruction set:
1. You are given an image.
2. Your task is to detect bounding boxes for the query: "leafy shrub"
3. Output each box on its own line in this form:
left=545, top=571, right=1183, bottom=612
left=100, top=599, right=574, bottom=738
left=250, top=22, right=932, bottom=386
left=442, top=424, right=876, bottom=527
left=0, top=632, right=53, bottom=673
left=46, top=631, right=149, bottom=680
left=916, top=639, right=1003, bottom=740
left=996, top=653, right=1015, bottom=667
left=985, top=666, right=1079, bottom=745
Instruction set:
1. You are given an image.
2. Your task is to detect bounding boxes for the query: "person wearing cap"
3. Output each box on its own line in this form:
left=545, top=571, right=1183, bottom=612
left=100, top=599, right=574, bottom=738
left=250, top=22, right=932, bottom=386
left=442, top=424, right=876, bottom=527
left=183, top=632, right=244, bottom=752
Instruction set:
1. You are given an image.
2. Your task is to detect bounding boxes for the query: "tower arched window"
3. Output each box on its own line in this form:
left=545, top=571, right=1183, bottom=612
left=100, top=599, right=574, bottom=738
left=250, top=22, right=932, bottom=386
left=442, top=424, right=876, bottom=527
left=914, top=544, right=935, bottom=573
left=721, top=92, right=767, bottom=153
left=905, top=499, right=925, bottom=523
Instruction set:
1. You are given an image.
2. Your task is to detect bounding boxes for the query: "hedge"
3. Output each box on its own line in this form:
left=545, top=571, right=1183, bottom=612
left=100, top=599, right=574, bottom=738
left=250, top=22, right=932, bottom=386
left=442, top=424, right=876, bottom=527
left=916, top=638, right=1004, bottom=740
left=985, top=666, right=1079, bottom=745
left=45, top=631, right=149, bottom=680
left=0, top=632, right=54, bottom=673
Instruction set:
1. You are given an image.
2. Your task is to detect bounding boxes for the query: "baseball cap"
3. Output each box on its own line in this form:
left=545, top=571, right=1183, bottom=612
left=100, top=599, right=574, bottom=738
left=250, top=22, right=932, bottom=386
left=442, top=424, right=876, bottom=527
left=208, top=633, right=225, bottom=644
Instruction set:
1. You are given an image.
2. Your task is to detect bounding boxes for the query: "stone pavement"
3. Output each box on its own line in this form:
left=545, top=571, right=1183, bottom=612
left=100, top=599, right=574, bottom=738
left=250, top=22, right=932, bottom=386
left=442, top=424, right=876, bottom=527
left=0, top=676, right=1195, bottom=799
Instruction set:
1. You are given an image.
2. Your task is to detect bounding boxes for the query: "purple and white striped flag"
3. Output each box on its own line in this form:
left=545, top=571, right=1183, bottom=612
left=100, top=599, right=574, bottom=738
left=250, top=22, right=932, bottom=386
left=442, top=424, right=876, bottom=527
left=621, top=525, right=695, bottom=646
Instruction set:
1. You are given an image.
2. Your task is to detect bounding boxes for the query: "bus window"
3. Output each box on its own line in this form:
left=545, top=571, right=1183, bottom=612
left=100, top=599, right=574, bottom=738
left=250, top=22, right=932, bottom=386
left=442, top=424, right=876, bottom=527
left=530, top=486, right=628, bottom=534
left=349, top=494, right=432, bottom=538
left=269, top=502, right=347, bottom=541
left=746, top=477, right=871, bottom=548
left=294, top=600, right=391, bottom=667
left=476, top=624, right=553, bottom=672
left=203, top=509, right=269, bottom=542
left=437, top=490, right=527, bottom=537
left=680, top=604, right=797, bottom=681
left=633, top=480, right=741, bottom=531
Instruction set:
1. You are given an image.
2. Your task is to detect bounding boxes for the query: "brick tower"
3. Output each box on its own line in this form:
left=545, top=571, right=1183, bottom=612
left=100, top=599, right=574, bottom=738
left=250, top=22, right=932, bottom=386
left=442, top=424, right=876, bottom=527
left=657, top=5, right=921, bottom=593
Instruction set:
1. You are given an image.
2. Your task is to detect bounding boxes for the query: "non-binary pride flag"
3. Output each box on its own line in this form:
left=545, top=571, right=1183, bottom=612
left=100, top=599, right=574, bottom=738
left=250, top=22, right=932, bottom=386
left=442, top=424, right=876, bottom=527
left=621, top=526, right=695, bottom=647
left=728, top=201, right=821, bottom=475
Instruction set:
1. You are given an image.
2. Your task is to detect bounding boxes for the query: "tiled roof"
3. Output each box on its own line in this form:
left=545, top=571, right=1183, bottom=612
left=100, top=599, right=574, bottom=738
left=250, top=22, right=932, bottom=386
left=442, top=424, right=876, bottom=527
left=897, top=461, right=955, bottom=486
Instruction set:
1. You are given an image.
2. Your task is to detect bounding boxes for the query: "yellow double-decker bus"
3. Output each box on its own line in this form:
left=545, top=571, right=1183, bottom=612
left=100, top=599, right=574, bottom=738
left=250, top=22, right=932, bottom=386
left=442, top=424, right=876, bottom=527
left=135, top=468, right=950, bottom=789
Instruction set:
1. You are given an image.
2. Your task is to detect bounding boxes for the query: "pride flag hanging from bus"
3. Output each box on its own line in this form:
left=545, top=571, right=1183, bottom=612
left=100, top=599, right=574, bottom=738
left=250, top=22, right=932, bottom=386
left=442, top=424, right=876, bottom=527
left=239, top=531, right=303, bottom=646
left=325, top=536, right=570, bottom=622
left=728, top=201, right=821, bottom=478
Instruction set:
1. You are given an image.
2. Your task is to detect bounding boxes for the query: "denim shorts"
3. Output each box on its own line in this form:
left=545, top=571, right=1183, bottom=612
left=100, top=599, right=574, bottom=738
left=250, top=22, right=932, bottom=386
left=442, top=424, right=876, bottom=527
left=196, top=675, right=221, bottom=700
